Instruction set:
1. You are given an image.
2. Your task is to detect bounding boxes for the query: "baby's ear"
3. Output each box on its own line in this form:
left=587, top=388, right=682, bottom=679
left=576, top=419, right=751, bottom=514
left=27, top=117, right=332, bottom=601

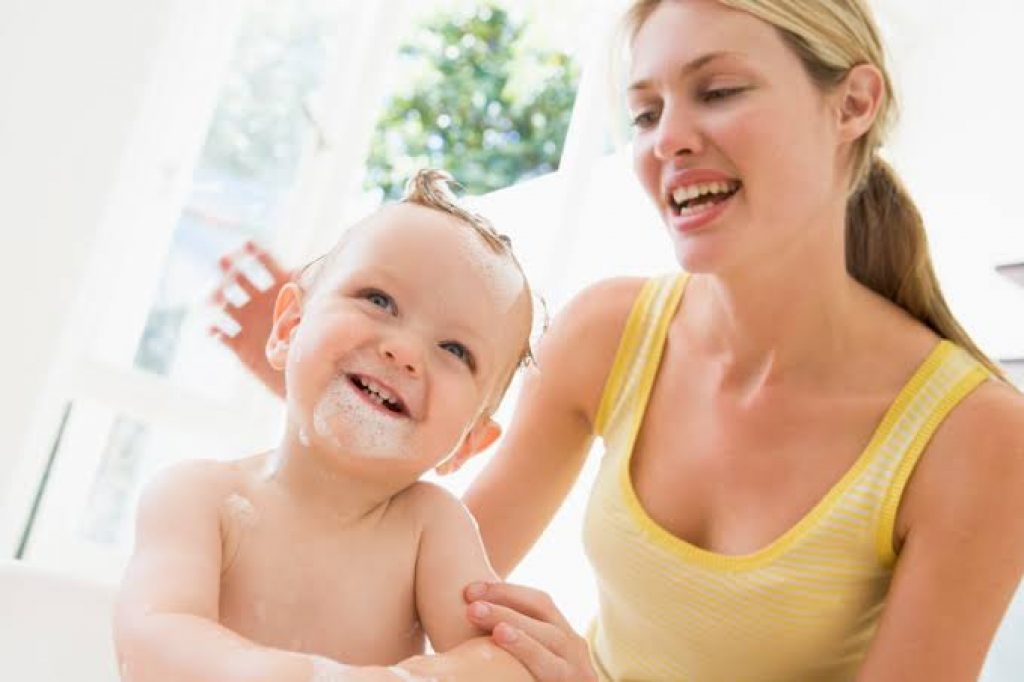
left=435, top=418, right=502, bottom=476
left=265, top=282, right=304, bottom=371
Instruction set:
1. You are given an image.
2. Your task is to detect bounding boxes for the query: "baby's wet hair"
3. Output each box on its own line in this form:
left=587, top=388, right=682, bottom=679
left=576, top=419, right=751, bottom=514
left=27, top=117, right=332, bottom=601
left=399, top=169, right=546, bottom=375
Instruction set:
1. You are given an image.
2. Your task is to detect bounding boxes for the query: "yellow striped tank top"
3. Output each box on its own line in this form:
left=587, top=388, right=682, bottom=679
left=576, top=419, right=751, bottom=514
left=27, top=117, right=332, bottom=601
left=583, top=274, right=991, bottom=681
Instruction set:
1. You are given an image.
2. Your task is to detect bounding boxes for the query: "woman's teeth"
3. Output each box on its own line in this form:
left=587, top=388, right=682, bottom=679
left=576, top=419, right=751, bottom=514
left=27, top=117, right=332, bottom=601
left=671, top=181, right=740, bottom=214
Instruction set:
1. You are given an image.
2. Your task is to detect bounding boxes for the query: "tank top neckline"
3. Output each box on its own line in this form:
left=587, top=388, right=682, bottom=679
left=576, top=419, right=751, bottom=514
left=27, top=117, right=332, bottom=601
left=616, top=275, right=960, bottom=571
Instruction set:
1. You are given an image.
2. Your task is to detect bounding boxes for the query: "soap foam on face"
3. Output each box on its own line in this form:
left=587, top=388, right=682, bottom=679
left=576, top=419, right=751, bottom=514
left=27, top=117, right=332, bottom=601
left=312, top=374, right=413, bottom=459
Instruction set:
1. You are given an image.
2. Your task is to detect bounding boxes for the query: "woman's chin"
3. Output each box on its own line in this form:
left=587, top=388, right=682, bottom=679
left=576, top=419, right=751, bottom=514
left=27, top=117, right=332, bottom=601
left=670, top=237, right=728, bottom=275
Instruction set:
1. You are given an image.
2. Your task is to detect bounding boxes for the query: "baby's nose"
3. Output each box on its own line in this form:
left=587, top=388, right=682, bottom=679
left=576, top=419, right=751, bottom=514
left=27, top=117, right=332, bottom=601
left=381, top=339, right=421, bottom=376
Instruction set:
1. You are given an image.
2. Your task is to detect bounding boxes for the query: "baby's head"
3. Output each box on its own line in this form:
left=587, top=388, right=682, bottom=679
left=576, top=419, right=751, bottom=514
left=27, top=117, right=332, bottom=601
left=266, top=170, right=535, bottom=478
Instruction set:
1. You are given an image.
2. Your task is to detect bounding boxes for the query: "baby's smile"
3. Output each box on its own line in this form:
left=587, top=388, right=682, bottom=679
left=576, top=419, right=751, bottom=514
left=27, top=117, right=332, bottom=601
left=312, top=372, right=417, bottom=460
left=348, top=373, right=410, bottom=418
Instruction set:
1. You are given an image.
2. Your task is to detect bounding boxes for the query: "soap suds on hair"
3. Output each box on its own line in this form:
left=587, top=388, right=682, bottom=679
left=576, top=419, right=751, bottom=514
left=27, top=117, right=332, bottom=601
left=455, top=233, right=525, bottom=313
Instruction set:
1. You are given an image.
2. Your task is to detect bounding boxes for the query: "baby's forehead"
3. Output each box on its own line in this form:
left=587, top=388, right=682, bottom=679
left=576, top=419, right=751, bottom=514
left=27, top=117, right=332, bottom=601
left=318, top=203, right=531, bottom=355
left=344, top=204, right=527, bottom=308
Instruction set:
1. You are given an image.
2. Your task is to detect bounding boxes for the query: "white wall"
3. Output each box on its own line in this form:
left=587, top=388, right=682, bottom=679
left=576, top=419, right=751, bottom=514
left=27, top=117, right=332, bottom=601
left=881, top=0, right=1024, bottom=359
left=0, top=0, right=181, bottom=551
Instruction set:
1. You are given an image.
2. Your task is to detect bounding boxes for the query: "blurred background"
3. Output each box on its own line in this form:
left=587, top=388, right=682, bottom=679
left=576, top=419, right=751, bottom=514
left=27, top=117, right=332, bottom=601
left=0, top=0, right=1021, bottom=677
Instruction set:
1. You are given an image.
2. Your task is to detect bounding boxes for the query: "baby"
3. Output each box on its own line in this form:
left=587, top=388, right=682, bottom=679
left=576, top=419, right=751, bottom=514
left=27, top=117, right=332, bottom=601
left=114, top=170, right=536, bottom=682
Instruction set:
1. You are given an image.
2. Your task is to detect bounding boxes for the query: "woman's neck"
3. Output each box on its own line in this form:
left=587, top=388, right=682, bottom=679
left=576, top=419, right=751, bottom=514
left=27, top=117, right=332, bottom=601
left=687, top=219, right=874, bottom=393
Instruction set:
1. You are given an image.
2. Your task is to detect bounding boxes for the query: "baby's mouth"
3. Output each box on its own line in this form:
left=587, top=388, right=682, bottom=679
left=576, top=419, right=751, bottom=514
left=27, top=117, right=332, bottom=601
left=347, top=373, right=410, bottom=417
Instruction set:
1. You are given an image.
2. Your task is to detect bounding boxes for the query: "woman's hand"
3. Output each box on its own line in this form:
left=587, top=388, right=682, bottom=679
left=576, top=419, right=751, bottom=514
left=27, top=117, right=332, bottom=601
left=464, top=582, right=598, bottom=682
left=207, top=241, right=290, bottom=397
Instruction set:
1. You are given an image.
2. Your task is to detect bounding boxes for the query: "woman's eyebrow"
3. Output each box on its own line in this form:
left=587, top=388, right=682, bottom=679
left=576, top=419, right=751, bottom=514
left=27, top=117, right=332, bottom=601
left=628, top=50, right=743, bottom=92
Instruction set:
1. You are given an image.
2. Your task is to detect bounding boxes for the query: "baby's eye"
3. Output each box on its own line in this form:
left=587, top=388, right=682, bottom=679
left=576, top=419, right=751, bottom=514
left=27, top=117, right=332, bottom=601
left=362, top=289, right=396, bottom=313
left=440, top=341, right=475, bottom=370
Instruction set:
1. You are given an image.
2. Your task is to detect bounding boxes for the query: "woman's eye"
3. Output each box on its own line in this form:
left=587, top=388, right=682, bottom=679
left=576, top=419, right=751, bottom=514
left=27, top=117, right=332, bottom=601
left=364, top=290, right=395, bottom=312
left=630, top=110, right=658, bottom=129
left=440, top=341, right=475, bottom=370
left=700, top=87, right=744, bottom=104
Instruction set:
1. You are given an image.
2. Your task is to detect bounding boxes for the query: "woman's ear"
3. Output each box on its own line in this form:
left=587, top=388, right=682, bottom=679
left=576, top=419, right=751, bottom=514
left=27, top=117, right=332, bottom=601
left=836, top=63, right=885, bottom=143
left=265, top=282, right=304, bottom=371
left=435, top=418, right=502, bottom=476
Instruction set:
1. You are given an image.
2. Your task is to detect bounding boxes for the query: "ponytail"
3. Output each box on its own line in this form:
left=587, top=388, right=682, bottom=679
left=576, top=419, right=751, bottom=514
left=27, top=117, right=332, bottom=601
left=846, top=158, right=1007, bottom=380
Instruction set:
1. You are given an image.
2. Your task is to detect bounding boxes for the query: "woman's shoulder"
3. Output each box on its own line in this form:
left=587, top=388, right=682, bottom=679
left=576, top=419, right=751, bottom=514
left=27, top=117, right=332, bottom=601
left=534, top=276, right=652, bottom=422
left=939, top=377, right=1024, bottom=459
left=900, top=373, right=1024, bottom=540
left=557, top=276, right=649, bottom=333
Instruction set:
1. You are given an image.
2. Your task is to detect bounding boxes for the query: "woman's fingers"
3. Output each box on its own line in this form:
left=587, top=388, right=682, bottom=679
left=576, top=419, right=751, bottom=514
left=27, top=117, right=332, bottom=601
left=464, top=583, right=599, bottom=681
left=244, top=240, right=290, bottom=282
left=467, top=601, right=569, bottom=656
left=216, top=241, right=287, bottom=300
left=465, top=582, right=573, bottom=631
left=491, top=623, right=577, bottom=682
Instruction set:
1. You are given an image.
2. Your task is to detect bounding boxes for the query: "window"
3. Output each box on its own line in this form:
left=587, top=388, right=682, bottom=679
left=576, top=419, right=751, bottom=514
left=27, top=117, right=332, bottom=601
left=18, top=0, right=397, bottom=578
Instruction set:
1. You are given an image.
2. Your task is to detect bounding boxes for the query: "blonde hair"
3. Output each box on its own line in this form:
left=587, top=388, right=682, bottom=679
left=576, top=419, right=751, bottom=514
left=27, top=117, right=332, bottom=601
left=623, top=0, right=1005, bottom=380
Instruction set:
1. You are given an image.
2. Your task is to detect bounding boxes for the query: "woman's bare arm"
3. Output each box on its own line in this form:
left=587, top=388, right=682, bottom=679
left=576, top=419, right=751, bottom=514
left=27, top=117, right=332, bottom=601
left=464, top=277, right=645, bottom=576
left=856, top=382, right=1024, bottom=681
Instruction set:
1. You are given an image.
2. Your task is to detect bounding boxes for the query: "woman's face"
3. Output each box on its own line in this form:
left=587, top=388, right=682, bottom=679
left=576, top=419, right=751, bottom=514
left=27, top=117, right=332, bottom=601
left=628, top=0, right=847, bottom=275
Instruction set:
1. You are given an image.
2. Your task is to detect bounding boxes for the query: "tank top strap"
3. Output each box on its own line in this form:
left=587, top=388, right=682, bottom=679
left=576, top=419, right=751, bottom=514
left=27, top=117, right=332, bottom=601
left=594, top=273, right=689, bottom=439
left=868, top=341, right=992, bottom=565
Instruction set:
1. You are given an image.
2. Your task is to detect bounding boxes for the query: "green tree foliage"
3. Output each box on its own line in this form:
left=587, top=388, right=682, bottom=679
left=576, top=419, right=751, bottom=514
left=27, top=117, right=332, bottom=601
left=365, top=3, right=580, bottom=199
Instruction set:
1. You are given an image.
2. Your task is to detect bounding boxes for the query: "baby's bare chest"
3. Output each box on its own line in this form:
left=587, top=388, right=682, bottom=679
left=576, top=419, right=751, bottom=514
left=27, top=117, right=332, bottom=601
left=218, top=504, right=425, bottom=665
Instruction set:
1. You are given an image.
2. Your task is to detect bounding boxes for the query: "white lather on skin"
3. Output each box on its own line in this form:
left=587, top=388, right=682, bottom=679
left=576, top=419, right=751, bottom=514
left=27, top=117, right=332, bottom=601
left=312, top=374, right=414, bottom=459
left=308, top=655, right=352, bottom=681
left=453, top=232, right=525, bottom=314
left=387, top=665, right=441, bottom=682
left=223, top=493, right=258, bottom=527
left=307, top=656, right=440, bottom=682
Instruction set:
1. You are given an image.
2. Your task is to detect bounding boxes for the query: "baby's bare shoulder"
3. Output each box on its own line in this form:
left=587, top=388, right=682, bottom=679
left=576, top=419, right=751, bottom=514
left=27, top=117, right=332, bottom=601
left=138, top=458, right=250, bottom=523
left=392, top=481, right=476, bottom=533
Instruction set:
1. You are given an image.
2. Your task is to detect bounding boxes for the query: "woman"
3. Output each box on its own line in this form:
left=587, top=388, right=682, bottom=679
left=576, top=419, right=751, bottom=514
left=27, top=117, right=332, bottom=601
left=454, top=1, right=1024, bottom=680
left=214, top=1, right=1024, bottom=679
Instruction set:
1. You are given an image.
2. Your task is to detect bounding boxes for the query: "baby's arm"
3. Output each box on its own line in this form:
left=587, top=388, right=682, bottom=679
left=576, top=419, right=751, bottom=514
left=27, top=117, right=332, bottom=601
left=114, top=461, right=391, bottom=682
left=409, top=482, right=497, bottom=651
left=403, top=483, right=531, bottom=681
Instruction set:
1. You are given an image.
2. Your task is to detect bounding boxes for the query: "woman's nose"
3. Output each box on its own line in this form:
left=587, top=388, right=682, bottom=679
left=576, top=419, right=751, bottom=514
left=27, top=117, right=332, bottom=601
left=653, top=103, right=702, bottom=161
